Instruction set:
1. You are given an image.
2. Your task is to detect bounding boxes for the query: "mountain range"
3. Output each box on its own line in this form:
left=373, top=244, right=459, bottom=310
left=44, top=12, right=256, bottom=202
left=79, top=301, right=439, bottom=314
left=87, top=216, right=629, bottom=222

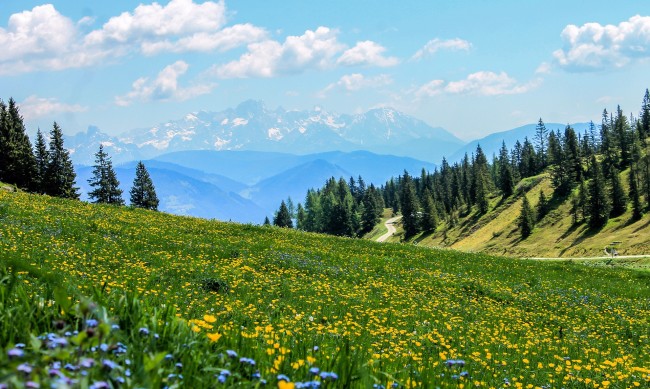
left=64, top=100, right=597, bottom=224
left=75, top=150, right=438, bottom=223
left=65, top=100, right=464, bottom=165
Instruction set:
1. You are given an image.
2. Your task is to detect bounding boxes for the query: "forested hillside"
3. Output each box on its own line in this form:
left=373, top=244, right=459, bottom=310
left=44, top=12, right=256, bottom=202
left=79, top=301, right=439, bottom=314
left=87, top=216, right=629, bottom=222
left=284, top=90, right=650, bottom=257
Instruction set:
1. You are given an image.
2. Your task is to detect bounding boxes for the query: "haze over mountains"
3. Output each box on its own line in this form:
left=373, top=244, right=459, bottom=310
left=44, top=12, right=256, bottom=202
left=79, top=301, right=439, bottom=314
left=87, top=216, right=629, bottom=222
left=64, top=100, right=593, bottom=223
left=65, top=100, right=464, bottom=165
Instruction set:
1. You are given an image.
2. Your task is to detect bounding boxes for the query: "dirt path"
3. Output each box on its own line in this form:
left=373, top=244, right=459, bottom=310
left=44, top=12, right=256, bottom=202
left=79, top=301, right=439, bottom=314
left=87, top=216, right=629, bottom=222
left=377, top=216, right=401, bottom=242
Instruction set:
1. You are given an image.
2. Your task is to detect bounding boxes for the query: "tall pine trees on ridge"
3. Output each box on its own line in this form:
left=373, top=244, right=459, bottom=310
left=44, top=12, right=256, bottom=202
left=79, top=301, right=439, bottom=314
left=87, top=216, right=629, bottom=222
left=0, top=98, right=37, bottom=190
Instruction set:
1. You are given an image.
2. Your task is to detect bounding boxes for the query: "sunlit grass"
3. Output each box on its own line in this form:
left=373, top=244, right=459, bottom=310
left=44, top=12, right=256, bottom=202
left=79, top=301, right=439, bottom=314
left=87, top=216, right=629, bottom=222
left=1, top=190, right=649, bottom=387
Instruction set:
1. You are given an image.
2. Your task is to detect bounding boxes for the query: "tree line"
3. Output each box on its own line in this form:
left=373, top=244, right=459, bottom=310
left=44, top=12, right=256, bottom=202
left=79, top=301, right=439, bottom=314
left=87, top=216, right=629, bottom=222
left=279, top=89, right=650, bottom=240
left=271, top=176, right=385, bottom=237
left=0, top=97, right=159, bottom=210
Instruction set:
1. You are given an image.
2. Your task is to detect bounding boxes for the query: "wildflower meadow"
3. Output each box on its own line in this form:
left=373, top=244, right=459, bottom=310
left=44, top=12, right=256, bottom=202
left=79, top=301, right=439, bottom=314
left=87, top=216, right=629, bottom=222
left=1, top=190, right=649, bottom=388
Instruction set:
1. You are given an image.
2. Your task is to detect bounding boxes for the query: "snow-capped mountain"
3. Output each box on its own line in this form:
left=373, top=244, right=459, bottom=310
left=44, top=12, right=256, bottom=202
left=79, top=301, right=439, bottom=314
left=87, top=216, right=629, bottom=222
left=67, top=100, right=464, bottom=165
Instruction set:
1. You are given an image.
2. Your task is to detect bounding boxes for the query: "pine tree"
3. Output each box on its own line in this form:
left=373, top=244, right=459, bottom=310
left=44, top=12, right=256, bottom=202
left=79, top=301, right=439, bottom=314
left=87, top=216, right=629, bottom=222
left=420, top=188, right=438, bottom=232
left=88, top=145, right=123, bottom=205
left=296, top=203, right=306, bottom=230
left=473, top=145, right=490, bottom=214
left=45, top=122, right=79, bottom=199
left=608, top=167, right=627, bottom=217
left=536, top=189, right=549, bottom=222
left=519, top=194, right=535, bottom=239
left=629, top=164, right=643, bottom=221
left=578, top=180, right=588, bottom=223
left=130, top=161, right=159, bottom=210
left=273, top=200, right=293, bottom=228
left=0, top=98, right=37, bottom=190
left=33, top=129, right=49, bottom=193
left=534, top=118, right=549, bottom=170
left=399, top=171, right=420, bottom=238
left=498, top=141, right=514, bottom=198
left=263, top=216, right=271, bottom=226
left=641, top=88, right=650, bottom=138
left=587, top=156, right=610, bottom=229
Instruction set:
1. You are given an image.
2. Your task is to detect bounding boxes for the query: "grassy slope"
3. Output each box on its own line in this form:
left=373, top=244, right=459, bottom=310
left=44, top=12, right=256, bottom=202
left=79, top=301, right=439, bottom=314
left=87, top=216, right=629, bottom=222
left=402, top=171, right=650, bottom=263
left=1, top=190, right=649, bottom=387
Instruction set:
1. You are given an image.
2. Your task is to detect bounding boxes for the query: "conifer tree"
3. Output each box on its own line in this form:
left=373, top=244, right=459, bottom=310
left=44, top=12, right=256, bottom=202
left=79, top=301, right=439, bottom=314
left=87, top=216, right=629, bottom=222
left=518, top=194, right=534, bottom=239
left=420, top=188, right=438, bottom=232
left=641, top=88, right=650, bottom=138
left=130, top=161, right=159, bottom=210
left=578, top=180, right=588, bottom=223
left=0, top=98, right=37, bottom=190
left=587, top=155, right=610, bottom=229
left=534, top=118, right=548, bottom=170
left=498, top=141, right=514, bottom=198
left=273, top=200, right=293, bottom=228
left=629, top=164, right=643, bottom=221
left=263, top=216, right=271, bottom=226
left=296, top=203, right=306, bottom=230
left=536, top=189, right=549, bottom=222
left=33, top=129, right=49, bottom=193
left=399, top=171, right=420, bottom=238
left=88, top=145, right=123, bottom=205
left=473, top=145, right=490, bottom=214
left=45, top=122, right=79, bottom=199
left=608, top=167, right=627, bottom=217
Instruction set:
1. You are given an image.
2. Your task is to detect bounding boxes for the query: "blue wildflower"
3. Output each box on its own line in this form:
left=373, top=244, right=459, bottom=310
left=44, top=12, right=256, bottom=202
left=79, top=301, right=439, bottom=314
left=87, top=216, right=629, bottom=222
left=86, top=319, right=99, bottom=328
left=226, top=349, right=238, bottom=358
left=277, top=374, right=291, bottom=382
left=139, top=327, right=150, bottom=336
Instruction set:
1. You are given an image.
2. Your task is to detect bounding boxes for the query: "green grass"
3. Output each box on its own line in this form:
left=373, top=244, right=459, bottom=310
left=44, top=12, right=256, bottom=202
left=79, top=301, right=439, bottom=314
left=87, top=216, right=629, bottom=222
left=1, top=190, right=649, bottom=388
left=362, top=208, right=393, bottom=241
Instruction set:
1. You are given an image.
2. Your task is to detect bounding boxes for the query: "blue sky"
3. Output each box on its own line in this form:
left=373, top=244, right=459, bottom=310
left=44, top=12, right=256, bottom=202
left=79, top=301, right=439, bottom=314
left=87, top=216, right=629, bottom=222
left=1, top=0, right=649, bottom=141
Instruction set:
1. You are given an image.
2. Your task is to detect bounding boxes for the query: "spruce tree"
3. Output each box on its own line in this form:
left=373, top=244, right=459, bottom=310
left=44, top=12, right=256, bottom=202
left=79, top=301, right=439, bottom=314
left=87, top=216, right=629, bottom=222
left=33, top=129, right=49, bottom=193
left=534, top=118, right=548, bottom=170
left=296, top=203, right=306, bottom=230
left=420, top=188, right=438, bottom=232
left=629, top=164, right=643, bottom=221
left=399, top=171, right=420, bottom=238
left=641, top=88, right=650, bottom=138
left=518, top=194, right=534, bottom=239
left=88, top=145, right=123, bottom=205
left=536, top=189, right=549, bottom=222
left=273, top=200, right=293, bottom=228
left=587, top=156, right=610, bottom=229
left=45, top=122, right=79, bottom=199
left=263, top=216, right=271, bottom=226
left=130, top=161, right=159, bottom=210
left=608, top=167, right=627, bottom=217
left=0, top=98, right=37, bottom=190
left=498, top=141, right=514, bottom=198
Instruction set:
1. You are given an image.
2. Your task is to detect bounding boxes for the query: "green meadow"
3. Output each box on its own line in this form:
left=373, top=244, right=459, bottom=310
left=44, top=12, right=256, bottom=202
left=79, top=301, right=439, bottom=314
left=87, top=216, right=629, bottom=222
left=1, top=189, right=649, bottom=388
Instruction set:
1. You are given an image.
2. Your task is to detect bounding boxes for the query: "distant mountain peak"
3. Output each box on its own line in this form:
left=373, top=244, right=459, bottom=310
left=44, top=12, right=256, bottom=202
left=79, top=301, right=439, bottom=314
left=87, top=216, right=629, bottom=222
left=66, top=101, right=466, bottom=165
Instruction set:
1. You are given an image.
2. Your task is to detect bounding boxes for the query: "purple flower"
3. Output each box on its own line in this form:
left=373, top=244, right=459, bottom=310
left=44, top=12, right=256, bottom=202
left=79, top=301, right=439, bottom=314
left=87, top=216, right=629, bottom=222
left=139, top=327, right=150, bottom=336
left=102, top=359, right=118, bottom=371
left=8, top=348, right=24, bottom=358
left=86, top=319, right=99, bottom=328
left=319, top=371, right=338, bottom=381
left=17, top=363, right=33, bottom=374
left=25, top=382, right=39, bottom=389
left=89, top=381, right=110, bottom=389
left=309, top=367, right=320, bottom=375
left=226, top=349, right=238, bottom=358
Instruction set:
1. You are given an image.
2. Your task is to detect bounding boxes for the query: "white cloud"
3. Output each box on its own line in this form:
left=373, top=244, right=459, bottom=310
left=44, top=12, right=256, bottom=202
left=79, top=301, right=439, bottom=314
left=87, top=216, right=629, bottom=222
left=445, top=71, right=540, bottom=96
left=85, top=0, right=227, bottom=45
left=319, top=73, right=392, bottom=96
left=413, top=71, right=540, bottom=99
left=0, top=1, right=265, bottom=75
left=19, top=95, right=87, bottom=120
left=115, top=61, right=215, bottom=106
left=0, top=4, right=76, bottom=63
left=413, top=79, right=445, bottom=99
left=337, top=41, right=399, bottom=67
left=140, top=23, right=267, bottom=55
left=553, top=15, right=650, bottom=71
left=411, top=38, right=471, bottom=60
left=535, top=62, right=552, bottom=74
left=213, top=26, right=346, bottom=78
